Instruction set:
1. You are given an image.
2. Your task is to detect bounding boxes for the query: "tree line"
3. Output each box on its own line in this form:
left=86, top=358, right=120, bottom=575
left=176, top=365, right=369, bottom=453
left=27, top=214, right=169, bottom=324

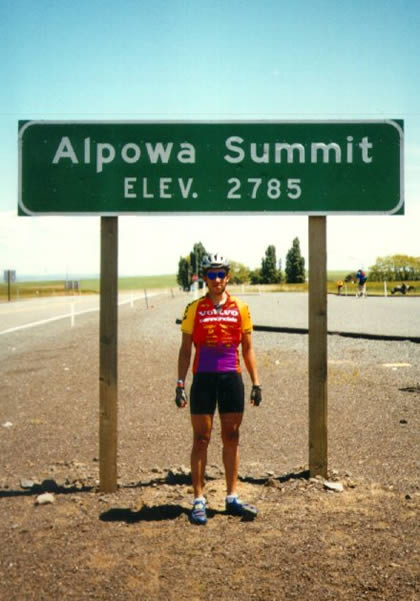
left=368, top=255, right=420, bottom=281
left=176, top=238, right=306, bottom=290
left=177, top=245, right=419, bottom=290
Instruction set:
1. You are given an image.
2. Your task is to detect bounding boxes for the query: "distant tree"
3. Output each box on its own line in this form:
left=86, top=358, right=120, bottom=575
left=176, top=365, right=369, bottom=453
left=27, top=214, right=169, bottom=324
left=190, top=242, right=207, bottom=280
left=369, top=255, right=420, bottom=281
left=177, top=256, right=191, bottom=290
left=260, top=245, right=283, bottom=284
left=177, top=242, right=208, bottom=290
left=249, top=269, right=262, bottom=285
left=229, top=260, right=250, bottom=284
left=285, top=237, right=305, bottom=283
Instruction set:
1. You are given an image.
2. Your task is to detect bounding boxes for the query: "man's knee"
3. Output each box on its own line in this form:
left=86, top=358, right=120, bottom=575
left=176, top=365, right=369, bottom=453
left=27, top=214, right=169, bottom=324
left=193, top=433, right=211, bottom=450
left=222, top=427, right=240, bottom=447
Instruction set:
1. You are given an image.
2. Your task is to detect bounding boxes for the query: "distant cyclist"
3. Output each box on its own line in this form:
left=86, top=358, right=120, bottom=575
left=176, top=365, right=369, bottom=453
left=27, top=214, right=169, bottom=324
left=175, top=253, right=262, bottom=525
left=356, top=268, right=368, bottom=298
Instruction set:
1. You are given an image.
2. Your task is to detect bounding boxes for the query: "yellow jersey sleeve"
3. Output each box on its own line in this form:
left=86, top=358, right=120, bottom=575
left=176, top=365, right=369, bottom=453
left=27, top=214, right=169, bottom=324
left=181, top=299, right=199, bottom=335
left=231, top=296, right=253, bottom=334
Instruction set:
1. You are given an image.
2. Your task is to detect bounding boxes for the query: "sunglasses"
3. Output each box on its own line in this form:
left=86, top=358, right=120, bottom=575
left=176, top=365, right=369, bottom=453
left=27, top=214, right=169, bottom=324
left=206, top=271, right=227, bottom=280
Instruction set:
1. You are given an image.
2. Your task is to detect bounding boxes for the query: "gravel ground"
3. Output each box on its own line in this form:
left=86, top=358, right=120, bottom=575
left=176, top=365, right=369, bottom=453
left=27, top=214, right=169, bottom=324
left=0, top=291, right=419, bottom=600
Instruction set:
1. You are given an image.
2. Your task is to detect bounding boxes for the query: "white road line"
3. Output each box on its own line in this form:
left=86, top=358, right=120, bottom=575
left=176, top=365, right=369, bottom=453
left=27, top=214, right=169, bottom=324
left=0, top=306, right=99, bottom=335
left=0, top=294, right=154, bottom=336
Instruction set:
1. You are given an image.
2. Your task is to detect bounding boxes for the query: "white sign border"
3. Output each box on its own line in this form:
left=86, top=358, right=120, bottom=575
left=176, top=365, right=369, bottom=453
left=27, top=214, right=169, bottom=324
left=18, top=119, right=404, bottom=217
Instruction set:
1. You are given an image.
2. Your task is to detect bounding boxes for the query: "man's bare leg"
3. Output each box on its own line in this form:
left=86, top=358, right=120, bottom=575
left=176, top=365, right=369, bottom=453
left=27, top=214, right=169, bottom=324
left=190, top=414, right=213, bottom=498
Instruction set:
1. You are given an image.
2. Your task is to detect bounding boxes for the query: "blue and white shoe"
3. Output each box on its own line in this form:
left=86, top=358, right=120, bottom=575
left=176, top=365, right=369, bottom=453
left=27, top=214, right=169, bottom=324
left=225, top=497, right=258, bottom=521
left=190, top=499, right=207, bottom=525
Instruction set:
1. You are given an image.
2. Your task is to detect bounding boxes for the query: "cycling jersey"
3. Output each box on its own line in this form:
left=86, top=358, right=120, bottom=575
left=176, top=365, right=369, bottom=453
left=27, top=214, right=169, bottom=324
left=181, top=293, right=252, bottom=373
left=356, top=270, right=367, bottom=284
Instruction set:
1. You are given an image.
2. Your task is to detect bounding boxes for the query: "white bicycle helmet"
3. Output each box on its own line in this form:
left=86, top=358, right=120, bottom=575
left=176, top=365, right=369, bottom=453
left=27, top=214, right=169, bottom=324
left=201, top=253, right=230, bottom=272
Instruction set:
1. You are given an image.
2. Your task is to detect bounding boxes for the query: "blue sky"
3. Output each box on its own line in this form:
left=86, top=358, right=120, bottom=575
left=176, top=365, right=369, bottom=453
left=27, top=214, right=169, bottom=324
left=1, top=0, right=419, bottom=276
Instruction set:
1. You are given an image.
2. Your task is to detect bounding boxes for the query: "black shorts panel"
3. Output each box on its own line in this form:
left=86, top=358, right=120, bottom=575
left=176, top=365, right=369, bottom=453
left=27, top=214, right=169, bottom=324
left=190, top=372, right=244, bottom=415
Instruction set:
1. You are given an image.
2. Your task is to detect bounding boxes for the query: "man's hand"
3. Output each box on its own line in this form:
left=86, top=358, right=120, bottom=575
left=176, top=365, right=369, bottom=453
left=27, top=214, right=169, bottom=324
left=175, top=385, right=187, bottom=408
left=250, top=385, right=262, bottom=406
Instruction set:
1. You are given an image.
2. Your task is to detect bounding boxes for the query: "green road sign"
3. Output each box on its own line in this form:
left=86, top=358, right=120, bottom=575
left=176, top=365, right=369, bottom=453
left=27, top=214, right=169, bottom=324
left=18, top=120, right=404, bottom=215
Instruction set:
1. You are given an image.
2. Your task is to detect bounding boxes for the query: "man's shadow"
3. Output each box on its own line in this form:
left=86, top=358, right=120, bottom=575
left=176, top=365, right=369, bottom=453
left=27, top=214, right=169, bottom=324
left=99, top=504, right=223, bottom=523
left=99, top=470, right=310, bottom=524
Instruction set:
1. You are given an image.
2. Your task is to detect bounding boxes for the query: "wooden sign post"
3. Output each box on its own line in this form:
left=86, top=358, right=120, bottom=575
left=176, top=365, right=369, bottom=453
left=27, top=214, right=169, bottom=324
left=308, top=216, right=328, bottom=477
left=99, top=217, right=119, bottom=492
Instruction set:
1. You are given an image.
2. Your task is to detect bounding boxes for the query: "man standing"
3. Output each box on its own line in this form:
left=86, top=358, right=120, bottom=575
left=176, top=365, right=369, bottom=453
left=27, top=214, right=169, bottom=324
left=356, top=268, right=368, bottom=297
left=176, top=253, right=262, bottom=525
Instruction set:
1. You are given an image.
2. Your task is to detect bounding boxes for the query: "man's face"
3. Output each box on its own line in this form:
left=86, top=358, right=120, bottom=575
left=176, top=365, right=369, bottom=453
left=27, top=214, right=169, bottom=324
left=204, top=269, right=230, bottom=294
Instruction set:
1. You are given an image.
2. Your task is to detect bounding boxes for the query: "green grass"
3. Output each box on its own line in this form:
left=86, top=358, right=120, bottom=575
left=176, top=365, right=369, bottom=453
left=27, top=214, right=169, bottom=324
left=0, top=280, right=72, bottom=300
left=1, top=273, right=417, bottom=301
left=328, top=279, right=418, bottom=296
left=80, top=274, right=178, bottom=293
left=230, top=282, right=308, bottom=294
left=0, top=274, right=178, bottom=300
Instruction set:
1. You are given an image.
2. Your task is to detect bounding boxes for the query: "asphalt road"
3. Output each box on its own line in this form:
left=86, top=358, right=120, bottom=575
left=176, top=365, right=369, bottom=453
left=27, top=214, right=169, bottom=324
left=0, top=291, right=419, bottom=341
left=245, top=292, right=420, bottom=339
left=0, top=290, right=164, bottom=336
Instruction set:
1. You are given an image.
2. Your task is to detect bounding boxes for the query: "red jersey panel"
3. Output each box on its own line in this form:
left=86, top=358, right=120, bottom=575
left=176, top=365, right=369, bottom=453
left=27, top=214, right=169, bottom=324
left=181, top=293, right=252, bottom=373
